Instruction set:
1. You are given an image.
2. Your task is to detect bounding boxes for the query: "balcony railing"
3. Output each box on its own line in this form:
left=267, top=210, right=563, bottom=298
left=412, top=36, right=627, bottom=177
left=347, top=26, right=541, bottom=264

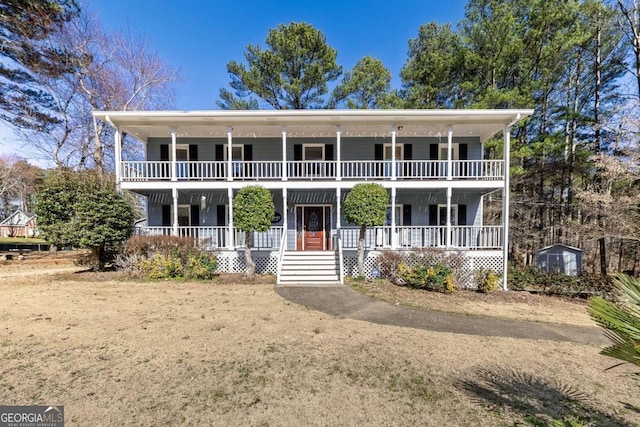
left=120, top=159, right=504, bottom=182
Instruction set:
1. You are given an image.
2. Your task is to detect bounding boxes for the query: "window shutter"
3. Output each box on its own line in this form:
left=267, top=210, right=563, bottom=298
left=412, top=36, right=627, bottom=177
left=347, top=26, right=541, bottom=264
left=189, top=144, right=198, bottom=161
left=190, top=205, right=200, bottom=226
left=429, top=144, right=438, bottom=160
left=216, top=205, right=226, bottom=226
left=404, top=144, right=412, bottom=160
left=160, top=144, right=169, bottom=161
left=403, top=144, right=412, bottom=177
left=403, top=205, right=412, bottom=226
left=325, top=144, right=334, bottom=177
left=188, top=145, right=198, bottom=179
left=459, top=143, right=468, bottom=160
left=374, top=144, right=384, bottom=177
left=244, top=145, right=253, bottom=177
left=459, top=143, right=468, bottom=177
left=325, top=144, right=334, bottom=161
left=374, top=144, right=383, bottom=160
left=294, top=144, right=302, bottom=161
left=162, top=205, right=171, bottom=226
left=215, top=144, right=224, bottom=161
left=457, top=205, right=467, bottom=226
left=428, top=205, right=437, bottom=226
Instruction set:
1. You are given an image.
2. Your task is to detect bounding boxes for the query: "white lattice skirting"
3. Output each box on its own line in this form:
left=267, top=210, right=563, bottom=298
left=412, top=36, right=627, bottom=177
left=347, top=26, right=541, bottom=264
left=341, top=249, right=504, bottom=288
left=216, top=250, right=279, bottom=274
left=215, top=249, right=503, bottom=288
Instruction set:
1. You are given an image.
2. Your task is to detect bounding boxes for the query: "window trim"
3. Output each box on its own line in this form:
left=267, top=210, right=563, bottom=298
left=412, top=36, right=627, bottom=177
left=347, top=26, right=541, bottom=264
left=437, top=204, right=458, bottom=226
left=383, top=143, right=404, bottom=161
left=302, top=143, right=325, bottom=161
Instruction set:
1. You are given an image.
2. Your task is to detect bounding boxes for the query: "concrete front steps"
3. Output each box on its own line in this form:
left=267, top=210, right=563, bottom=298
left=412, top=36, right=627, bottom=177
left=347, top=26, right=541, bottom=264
left=278, top=250, right=341, bottom=285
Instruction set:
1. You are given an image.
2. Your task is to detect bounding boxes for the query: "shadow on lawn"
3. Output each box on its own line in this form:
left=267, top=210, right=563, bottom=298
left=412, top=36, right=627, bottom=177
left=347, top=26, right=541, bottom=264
left=457, top=364, right=633, bottom=426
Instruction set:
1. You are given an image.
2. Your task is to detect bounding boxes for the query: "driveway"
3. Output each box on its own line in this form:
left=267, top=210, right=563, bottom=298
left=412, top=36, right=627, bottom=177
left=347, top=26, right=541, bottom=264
left=276, top=285, right=608, bottom=345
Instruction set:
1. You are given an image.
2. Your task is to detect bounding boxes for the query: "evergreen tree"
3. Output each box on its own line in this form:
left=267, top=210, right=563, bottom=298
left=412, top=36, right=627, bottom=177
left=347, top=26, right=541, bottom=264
left=400, top=22, right=467, bottom=108
left=344, top=183, right=388, bottom=277
left=35, top=170, right=135, bottom=270
left=0, top=0, right=80, bottom=131
left=232, top=186, right=275, bottom=277
left=331, top=56, right=392, bottom=109
left=218, top=22, right=342, bottom=109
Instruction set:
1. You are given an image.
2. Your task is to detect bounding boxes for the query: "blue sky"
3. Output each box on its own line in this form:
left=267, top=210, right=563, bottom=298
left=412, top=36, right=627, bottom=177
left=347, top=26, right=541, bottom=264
left=89, top=0, right=468, bottom=109
left=1, top=0, right=468, bottom=158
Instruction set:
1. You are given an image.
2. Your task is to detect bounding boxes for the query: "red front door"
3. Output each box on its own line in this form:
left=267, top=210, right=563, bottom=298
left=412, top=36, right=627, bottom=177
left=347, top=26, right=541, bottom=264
left=295, top=206, right=331, bottom=251
left=304, top=207, right=324, bottom=250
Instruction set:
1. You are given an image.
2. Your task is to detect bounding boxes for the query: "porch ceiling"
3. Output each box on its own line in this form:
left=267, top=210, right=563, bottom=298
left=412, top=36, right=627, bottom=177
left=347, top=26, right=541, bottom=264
left=93, top=109, right=533, bottom=143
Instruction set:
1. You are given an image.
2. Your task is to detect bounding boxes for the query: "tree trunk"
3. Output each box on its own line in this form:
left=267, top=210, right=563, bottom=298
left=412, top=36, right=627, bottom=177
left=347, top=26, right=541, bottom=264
left=91, top=246, right=101, bottom=271
left=357, top=225, right=366, bottom=277
left=245, top=232, right=255, bottom=277
left=599, top=237, right=607, bottom=276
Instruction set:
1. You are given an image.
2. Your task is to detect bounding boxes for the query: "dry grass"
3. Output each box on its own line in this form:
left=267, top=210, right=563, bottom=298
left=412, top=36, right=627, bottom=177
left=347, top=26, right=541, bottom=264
left=0, top=250, right=81, bottom=274
left=0, top=269, right=639, bottom=426
left=349, top=278, right=597, bottom=328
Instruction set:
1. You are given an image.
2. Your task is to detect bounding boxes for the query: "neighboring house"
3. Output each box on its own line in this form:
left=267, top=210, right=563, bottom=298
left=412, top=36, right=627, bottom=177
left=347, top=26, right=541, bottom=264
left=93, top=109, right=532, bottom=287
left=0, top=209, right=37, bottom=238
left=536, top=244, right=583, bottom=276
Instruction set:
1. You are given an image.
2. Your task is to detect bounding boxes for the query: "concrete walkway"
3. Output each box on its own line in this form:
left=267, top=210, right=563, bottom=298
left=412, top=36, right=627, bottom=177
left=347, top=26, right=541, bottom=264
left=276, top=285, right=608, bottom=345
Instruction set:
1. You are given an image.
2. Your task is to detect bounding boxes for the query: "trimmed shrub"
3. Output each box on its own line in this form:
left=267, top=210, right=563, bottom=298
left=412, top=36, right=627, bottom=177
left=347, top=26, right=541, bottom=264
left=116, top=235, right=217, bottom=280
left=184, top=252, right=218, bottom=280
left=397, top=262, right=456, bottom=293
left=476, top=269, right=499, bottom=293
left=377, top=249, right=468, bottom=290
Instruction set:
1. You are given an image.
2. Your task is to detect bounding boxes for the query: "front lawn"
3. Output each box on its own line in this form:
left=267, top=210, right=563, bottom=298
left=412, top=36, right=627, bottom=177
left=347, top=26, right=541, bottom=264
left=0, top=270, right=638, bottom=425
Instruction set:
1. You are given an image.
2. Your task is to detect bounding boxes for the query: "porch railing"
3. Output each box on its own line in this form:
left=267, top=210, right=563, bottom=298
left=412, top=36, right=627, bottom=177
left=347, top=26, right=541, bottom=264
left=287, top=161, right=335, bottom=179
left=120, top=159, right=504, bottom=182
left=122, top=161, right=172, bottom=180
left=135, top=225, right=501, bottom=251
left=340, top=225, right=502, bottom=250
left=133, top=226, right=284, bottom=250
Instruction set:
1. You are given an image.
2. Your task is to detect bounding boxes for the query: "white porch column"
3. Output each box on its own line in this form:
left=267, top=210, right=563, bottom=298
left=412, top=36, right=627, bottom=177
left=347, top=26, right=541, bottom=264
left=336, top=125, right=341, bottom=181
left=390, top=187, right=397, bottom=248
left=172, top=187, right=179, bottom=236
left=227, top=187, right=234, bottom=250
left=447, top=125, right=453, bottom=181
left=282, top=187, right=288, bottom=249
left=226, top=127, right=233, bottom=182
left=502, top=126, right=512, bottom=290
left=391, top=125, right=397, bottom=181
left=170, top=129, right=177, bottom=182
left=446, top=187, right=452, bottom=248
left=282, top=126, right=287, bottom=181
left=336, top=187, right=341, bottom=232
left=114, top=127, right=122, bottom=186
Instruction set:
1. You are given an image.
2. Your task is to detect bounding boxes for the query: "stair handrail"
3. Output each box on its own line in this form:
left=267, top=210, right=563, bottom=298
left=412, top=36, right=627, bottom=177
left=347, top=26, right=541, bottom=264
left=337, top=228, right=344, bottom=284
left=276, top=227, right=287, bottom=282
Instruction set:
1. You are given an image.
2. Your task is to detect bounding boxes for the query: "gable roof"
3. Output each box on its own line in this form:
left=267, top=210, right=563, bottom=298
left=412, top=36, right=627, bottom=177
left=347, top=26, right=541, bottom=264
left=536, top=243, right=583, bottom=254
left=0, top=209, right=36, bottom=226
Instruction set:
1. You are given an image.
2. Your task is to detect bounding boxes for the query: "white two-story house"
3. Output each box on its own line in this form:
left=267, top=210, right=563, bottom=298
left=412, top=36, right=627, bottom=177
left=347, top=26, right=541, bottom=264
left=93, top=109, right=532, bottom=287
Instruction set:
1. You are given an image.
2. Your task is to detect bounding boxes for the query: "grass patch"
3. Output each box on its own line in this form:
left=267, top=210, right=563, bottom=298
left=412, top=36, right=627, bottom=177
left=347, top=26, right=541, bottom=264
left=0, top=237, right=48, bottom=244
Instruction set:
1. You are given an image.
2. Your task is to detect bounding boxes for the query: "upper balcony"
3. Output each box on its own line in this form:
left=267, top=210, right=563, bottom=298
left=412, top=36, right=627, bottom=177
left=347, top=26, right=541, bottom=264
left=120, top=159, right=504, bottom=182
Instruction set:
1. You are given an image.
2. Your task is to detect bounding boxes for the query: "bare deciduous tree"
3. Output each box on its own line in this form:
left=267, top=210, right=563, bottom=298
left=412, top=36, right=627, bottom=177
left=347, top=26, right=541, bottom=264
left=20, top=9, right=180, bottom=172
